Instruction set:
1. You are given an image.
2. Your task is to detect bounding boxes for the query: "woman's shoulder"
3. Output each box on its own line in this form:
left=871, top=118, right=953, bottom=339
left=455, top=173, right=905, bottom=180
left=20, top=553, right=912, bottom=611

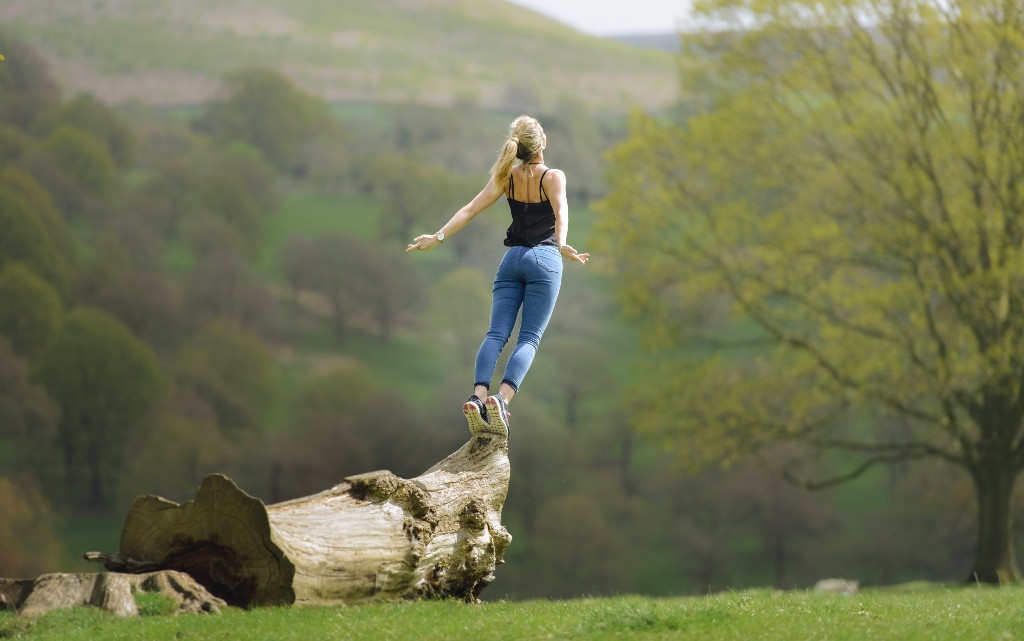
left=541, top=167, right=566, bottom=185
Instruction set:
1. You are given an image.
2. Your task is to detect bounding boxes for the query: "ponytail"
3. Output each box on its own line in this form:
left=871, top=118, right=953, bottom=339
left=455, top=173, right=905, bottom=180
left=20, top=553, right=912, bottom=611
left=489, top=115, right=544, bottom=194
left=490, top=136, right=519, bottom=193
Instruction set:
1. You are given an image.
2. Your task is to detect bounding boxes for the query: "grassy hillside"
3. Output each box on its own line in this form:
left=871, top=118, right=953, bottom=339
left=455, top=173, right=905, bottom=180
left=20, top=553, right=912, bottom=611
left=1, top=0, right=677, bottom=111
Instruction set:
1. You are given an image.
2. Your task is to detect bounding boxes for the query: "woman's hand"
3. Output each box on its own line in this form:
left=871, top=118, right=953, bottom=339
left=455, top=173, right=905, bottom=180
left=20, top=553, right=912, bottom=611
left=406, top=234, right=442, bottom=252
left=559, top=244, right=590, bottom=265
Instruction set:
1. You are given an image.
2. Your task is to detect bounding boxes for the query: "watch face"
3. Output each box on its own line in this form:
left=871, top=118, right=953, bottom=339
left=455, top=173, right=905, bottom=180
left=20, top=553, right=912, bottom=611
left=436, top=232, right=445, bottom=241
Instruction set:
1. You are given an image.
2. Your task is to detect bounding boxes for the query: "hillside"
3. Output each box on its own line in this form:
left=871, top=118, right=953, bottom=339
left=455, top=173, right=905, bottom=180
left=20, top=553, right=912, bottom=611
left=0, top=0, right=677, bottom=112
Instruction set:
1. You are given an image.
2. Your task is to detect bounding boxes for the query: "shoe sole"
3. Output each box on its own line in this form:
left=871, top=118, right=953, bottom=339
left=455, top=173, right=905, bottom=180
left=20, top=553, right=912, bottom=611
left=463, top=401, right=493, bottom=435
left=483, top=395, right=510, bottom=438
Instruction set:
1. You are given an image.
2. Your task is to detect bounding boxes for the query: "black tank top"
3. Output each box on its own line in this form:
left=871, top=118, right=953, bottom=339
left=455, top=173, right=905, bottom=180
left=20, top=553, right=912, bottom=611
left=504, top=167, right=557, bottom=247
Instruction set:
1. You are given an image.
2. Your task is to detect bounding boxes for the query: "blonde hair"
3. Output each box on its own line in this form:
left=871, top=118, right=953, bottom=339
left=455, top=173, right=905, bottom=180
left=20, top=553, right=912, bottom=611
left=490, top=115, right=544, bottom=193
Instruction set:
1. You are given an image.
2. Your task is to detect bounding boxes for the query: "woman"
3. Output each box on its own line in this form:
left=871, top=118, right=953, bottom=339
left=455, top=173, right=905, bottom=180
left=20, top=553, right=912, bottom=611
left=407, top=115, right=589, bottom=436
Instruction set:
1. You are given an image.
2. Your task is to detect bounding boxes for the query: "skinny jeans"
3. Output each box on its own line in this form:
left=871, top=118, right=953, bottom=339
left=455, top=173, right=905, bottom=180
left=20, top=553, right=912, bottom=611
left=474, top=245, right=563, bottom=392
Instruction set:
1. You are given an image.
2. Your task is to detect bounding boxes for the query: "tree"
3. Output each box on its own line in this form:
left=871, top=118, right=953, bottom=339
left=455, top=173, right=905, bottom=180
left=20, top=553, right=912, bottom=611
left=291, top=232, right=370, bottom=343
left=81, top=265, right=182, bottom=352
left=42, top=125, right=118, bottom=199
left=0, top=127, right=34, bottom=168
left=196, top=67, right=342, bottom=176
left=181, top=248, right=273, bottom=332
left=0, top=34, right=61, bottom=130
left=0, top=168, right=77, bottom=263
left=0, top=340, right=60, bottom=485
left=360, top=244, right=425, bottom=342
left=0, top=476, right=63, bottom=577
left=117, top=413, right=235, bottom=506
left=368, top=154, right=456, bottom=246
left=0, top=264, right=62, bottom=360
left=33, top=93, right=136, bottom=167
left=34, top=308, right=165, bottom=506
left=427, top=267, right=492, bottom=366
left=0, top=187, right=71, bottom=294
left=271, top=368, right=430, bottom=502
left=89, top=428, right=512, bottom=608
left=195, top=146, right=280, bottom=255
left=25, top=124, right=119, bottom=219
left=173, top=320, right=277, bottom=434
left=596, top=0, right=1024, bottom=583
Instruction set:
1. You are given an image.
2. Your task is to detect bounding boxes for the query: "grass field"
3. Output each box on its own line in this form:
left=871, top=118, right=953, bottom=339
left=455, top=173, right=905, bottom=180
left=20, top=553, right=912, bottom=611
left=2, top=585, right=1021, bottom=641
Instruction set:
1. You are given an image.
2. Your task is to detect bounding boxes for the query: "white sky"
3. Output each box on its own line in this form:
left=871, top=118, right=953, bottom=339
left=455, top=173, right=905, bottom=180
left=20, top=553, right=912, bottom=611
left=506, top=0, right=695, bottom=36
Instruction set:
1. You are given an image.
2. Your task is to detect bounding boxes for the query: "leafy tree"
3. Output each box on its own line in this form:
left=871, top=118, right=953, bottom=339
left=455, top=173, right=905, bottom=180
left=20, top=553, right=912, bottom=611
left=360, top=244, right=425, bottom=342
left=130, top=156, right=201, bottom=237
left=427, top=267, right=491, bottom=366
left=33, top=93, right=136, bottom=167
left=0, top=33, right=61, bottom=129
left=196, top=67, right=342, bottom=176
left=118, top=413, right=235, bottom=505
left=529, top=490, right=634, bottom=597
left=0, top=476, right=63, bottom=577
left=596, top=0, right=1024, bottom=582
left=0, top=264, right=62, bottom=360
left=270, top=367, right=430, bottom=502
left=0, top=168, right=77, bottom=262
left=173, top=320, right=277, bottom=434
left=291, top=232, right=369, bottom=343
left=0, top=126, right=34, bottom=168
left=34, top=308, right=165, bottom=506
left=195, top=146, right=279, bottom=254
left=0, top=187, right=71, bottom=294
left=42, top=124, right=118, bottom=200
left=368, top=154, right=458, bottom=246
left=81, top=265, right=182, bottom=352
left=181, top=248, right=273, bottom=332
left=0, top=339, right=60, bottom=484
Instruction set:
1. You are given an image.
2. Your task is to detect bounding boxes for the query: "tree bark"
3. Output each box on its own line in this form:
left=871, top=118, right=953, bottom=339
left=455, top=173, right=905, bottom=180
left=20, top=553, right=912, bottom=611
left=969, top=461, right=1021, bottom=583
left=0, top=571, right=225, bottom=617
left=87, top=429, right=511, bottom=607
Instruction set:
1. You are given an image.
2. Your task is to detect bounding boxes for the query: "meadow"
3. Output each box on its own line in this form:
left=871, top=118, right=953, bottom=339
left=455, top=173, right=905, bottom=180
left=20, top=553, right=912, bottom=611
left=2, top=584, right=1021, bottom=641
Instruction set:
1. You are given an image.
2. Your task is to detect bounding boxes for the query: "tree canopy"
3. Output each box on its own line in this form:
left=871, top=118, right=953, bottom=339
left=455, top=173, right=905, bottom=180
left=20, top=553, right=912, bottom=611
left=596, top=0, right=1024, bottom=582
left=34, top=308, right=165, bottom=506
left=0, top=264, right=63, bottom=360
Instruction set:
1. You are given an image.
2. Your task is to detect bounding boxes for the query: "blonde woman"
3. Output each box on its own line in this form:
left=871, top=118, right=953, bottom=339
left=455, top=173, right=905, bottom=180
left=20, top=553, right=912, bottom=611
left=407, top=115, right=589, bottom=435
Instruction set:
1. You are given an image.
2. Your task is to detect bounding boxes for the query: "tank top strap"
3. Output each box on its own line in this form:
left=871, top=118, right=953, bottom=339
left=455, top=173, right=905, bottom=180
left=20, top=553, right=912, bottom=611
left=538, top=168, right=552, bottom=202
left=508, top=172, right=515, bottom=199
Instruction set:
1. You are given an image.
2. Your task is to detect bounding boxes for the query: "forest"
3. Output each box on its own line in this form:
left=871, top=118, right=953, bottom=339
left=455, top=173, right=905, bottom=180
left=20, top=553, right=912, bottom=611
left=3, top=0, right=1024, bottom=600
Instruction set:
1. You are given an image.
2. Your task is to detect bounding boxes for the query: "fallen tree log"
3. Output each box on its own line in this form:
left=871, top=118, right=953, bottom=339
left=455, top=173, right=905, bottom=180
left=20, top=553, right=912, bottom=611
left=0, top=571, right=225, bottom=617
left=85, top=426, right=511, bottom=608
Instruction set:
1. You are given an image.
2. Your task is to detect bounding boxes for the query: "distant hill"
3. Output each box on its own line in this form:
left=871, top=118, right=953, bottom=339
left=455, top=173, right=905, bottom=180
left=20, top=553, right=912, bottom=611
left=613, top=33, right=682, bottom=53
left=1, top=0, right=677, bottom=112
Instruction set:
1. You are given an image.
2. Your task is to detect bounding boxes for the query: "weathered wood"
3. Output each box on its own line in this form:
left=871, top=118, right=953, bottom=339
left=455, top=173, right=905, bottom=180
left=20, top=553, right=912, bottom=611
left=0, top=571, right=225, bottom=617
left=88, top=429, right=511, bottom=607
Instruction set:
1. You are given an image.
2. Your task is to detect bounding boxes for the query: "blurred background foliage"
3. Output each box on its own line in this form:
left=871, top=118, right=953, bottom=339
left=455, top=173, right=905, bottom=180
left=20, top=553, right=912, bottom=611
left=0, top=0, right=1020, bottom=599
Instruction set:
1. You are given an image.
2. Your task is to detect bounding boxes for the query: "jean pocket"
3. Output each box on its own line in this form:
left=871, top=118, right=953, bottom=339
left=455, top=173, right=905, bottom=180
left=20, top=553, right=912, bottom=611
left=534, top=248, right=562, bottom=273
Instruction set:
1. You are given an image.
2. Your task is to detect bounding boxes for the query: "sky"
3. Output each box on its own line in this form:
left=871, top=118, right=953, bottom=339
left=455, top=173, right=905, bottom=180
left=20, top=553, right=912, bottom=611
left=506, top=0, right=695, bottom=36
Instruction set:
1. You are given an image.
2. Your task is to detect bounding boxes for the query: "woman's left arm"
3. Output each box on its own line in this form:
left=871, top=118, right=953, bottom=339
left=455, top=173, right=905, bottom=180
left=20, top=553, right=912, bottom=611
left=547, top=170, right=590, bottom=265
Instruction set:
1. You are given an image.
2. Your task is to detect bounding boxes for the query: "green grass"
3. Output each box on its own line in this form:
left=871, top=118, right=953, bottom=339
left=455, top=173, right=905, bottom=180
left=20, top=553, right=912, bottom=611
left=3, top=586, right=1022, bottom=641
left=259, top=192, right=382, bottom=278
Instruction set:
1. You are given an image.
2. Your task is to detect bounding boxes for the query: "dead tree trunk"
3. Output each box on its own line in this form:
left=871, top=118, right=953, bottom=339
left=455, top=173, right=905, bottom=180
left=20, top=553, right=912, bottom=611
left=86, top=429, right=511, bottom=608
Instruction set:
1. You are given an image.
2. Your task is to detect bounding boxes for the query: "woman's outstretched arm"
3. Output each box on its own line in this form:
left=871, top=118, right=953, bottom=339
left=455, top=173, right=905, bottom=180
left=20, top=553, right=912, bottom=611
left=406, top=178, right=503, bottom=252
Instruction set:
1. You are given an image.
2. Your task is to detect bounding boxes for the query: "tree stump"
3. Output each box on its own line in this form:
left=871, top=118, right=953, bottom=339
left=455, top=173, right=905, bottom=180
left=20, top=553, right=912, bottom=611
left=86, top=428, right=511, bottom=607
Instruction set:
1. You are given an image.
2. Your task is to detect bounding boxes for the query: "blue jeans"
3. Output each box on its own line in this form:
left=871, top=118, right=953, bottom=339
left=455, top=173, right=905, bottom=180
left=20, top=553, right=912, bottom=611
left=474, top=245, right=563, bottom=392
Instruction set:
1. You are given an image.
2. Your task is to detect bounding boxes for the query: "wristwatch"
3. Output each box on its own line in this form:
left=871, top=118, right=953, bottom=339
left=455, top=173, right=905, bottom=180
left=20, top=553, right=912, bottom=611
left=434, top=231, right=445, bottom=243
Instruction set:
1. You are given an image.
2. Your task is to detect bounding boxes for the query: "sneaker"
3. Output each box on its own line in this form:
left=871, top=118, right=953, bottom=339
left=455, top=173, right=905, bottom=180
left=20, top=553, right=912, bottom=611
left=463, top=395, right=490, bottom=435
left=483, top=394, right=510, bottom=437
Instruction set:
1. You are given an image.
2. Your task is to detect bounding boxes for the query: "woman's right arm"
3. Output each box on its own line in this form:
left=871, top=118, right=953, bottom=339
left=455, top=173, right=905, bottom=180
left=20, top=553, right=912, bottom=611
left=406, top=178, right=503, bottom=252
